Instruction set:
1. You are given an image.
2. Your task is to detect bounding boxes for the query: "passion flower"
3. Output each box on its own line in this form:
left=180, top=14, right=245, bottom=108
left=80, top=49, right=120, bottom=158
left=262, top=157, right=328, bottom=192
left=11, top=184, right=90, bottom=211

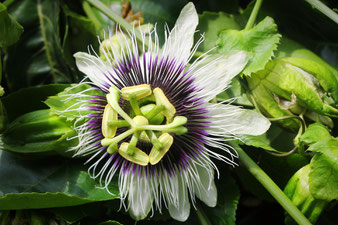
left=61, top=3, right=270, bottom=221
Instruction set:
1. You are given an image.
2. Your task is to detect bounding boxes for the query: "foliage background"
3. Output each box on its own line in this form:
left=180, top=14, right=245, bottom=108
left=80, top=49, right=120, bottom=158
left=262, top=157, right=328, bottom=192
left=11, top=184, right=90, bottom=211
left=0, top=0, right=337, bottom=224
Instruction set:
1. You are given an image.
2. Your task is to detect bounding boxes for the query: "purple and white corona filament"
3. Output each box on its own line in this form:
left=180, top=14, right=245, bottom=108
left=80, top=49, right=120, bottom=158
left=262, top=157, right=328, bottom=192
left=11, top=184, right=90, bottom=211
left=67, top=3, right=270, bottom=222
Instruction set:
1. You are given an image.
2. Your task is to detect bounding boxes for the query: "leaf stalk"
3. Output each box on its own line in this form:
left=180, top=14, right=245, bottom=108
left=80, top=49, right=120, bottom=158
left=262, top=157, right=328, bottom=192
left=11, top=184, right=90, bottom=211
left=244, top=0, right=263, bottom=30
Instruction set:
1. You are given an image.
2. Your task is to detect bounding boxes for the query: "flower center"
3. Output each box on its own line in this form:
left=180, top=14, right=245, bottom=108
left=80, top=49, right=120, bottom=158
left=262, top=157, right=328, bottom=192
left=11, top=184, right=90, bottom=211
left=101, top=84, right=188, bottom=166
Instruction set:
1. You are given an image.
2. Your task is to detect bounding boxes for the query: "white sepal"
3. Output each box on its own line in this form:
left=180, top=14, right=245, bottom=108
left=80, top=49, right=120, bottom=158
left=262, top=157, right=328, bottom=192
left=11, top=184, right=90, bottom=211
left=189, top=51, right=248, bottom=102
left=206, top=103, right=271, bottom=136
left=128, top=171, right=153, bottom=220
left=167, top=173, right=191, bottom=222
left=194, top=163, right=217, bottom=207
left=74, top=52, right=115, bottom=92
left=161, top=2, right=198, bottom=65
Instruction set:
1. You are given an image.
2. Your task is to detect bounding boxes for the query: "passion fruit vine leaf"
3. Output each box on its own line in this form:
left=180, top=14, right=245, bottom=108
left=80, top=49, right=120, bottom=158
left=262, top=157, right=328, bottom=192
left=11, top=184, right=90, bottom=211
left=217, top=16, right=281, bottom=76
left=309, top=138, right=338, bottom=201
left=0, top=3, right=23, bottom=48
left=0, top=151, right=119, bottom=210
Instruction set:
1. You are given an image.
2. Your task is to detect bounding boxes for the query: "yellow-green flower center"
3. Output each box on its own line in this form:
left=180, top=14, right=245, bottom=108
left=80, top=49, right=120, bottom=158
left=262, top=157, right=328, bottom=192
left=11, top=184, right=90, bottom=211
left=101, top=84, right=188, bottom=166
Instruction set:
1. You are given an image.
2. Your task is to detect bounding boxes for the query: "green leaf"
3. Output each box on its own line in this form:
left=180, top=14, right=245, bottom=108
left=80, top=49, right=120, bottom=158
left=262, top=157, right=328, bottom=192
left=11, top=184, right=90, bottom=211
left=309, top=138, right=338, bottom=201
left=300, top=123, right=332, bottom=146
left=5, top=0, right=74, bottom=92
left=45, top=83, right=104, bottom=121
left=49, top=202, right=112, bottom=224
left=239, top=134, right=279, bottom=153
left=217, top=16, right=281, bottom=76
left=197, top=11, right=241, bottom=52
left=200, top=175, right=240, bottom=225
left=97, top=220, right=122, bottom=225
left=238, top=123, right=295, bottom=153
left=0, top=151, right=119, bottom=210
left=61, top=3, right=98, bottom=76
left=0, top=2, right=23, bottom=48
left=1, top=84, right=70, bottom=123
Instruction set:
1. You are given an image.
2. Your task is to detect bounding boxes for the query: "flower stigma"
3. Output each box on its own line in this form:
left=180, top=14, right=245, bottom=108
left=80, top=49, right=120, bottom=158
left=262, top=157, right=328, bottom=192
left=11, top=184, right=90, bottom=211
left=101, top=84, right=188, bottom=166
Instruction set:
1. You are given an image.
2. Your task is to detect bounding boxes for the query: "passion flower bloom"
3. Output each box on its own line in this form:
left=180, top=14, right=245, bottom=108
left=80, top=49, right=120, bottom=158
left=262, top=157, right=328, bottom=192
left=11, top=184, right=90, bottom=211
left=67, top=3, right=270, bottom=222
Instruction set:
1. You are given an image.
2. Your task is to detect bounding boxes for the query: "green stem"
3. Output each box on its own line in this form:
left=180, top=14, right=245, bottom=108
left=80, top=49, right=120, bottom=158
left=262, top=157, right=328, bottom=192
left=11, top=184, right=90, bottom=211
left=244, top=0, right=263, bottom=30
left=83, top=1, right=103, bottom=33
left=145, top=130, right=162, bottom=150
left=129, top=96, right=142, bottom=116
left=107, top=93, right=135, bottom=126
left=231, top=142, right=311, bottom=225
left=304, top=0, right=338, bottom=24
left=101, top=128, right=135, bottom=146
left=0, top=48, right=2, bottom=83
left=86, top=0, right=148, bottom=49
left=196, top=203, right=212, bottom=225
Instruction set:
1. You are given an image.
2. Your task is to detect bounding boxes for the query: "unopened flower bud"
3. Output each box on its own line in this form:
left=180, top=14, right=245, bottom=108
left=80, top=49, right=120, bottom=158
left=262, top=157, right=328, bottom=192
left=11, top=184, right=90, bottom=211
left=248, top=57, right=338, bottom=130
left=99, top=33, right=132, bottom=61
left=284, top=165, right=328, bottom=224
left=0, top=109, right=77, bottom=157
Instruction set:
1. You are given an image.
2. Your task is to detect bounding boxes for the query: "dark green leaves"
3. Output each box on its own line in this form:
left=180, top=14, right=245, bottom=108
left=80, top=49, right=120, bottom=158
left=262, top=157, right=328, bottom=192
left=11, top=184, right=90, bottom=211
left=2, top=84, right=70, bottom=122
left=200, top=176, right=240, bottom=225
left=217, top=17, right=281, bottom=76
left=5, top=0, right=74, bottom=92
left=0, top=151, right=119, bottom=210
left=0, top=3, right=23, bottom=48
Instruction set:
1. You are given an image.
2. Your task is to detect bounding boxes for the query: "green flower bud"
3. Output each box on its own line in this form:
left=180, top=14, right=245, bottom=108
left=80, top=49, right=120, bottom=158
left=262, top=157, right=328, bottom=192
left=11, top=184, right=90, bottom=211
left=99, top=24, right=154, bottom=61
left=248, top=57, right=338, bottom=130
left=284, top=165, right=328, bottom=225
left=99, top=33, right=132, bottom=61
left=0, top=109, right=77, bottom=157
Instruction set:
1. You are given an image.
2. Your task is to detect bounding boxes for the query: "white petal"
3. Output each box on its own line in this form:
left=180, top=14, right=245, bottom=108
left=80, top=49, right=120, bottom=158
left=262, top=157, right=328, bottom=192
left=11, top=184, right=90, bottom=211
left=74, top=52, right=115, bottom=91
left=128, top=172, right=153, bottom=220
left=161, top=2, right=198, bottom=64
left=194, top=163, right=217, bottom=207
left=189, top=51, right=248, bottom=102
left=206, top=103, right=271, bottom=136
left=167, top=174, right=190, bottom=222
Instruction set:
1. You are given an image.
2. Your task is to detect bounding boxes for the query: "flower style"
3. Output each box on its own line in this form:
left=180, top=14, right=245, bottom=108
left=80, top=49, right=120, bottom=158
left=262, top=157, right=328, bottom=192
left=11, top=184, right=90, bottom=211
left=68, top=2, right=270, bottom=222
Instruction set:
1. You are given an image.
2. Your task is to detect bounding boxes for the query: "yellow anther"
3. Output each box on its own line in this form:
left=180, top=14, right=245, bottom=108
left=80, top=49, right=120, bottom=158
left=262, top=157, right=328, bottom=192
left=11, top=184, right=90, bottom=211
left=118, top=142, right=149, bottom=166
left=153, top=87, right=176, bottom=120
left=121, top=84, right=152, bottom=100
left=133, top=115, right=149, bottom=126
left=149, top=133, right=174, bottom=165
left=102, top=104, right=118, bottom=138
